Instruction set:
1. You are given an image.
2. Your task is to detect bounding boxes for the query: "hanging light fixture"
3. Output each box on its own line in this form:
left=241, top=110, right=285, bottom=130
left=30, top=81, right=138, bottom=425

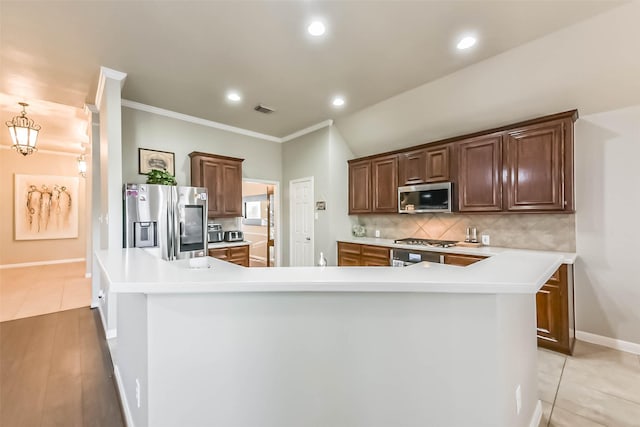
left=6, top=102, right=41, bottom=156
left=77, top=154, right=87, bottom=177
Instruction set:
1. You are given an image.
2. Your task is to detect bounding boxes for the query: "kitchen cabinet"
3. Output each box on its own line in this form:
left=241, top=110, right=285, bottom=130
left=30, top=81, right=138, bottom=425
left=536, top=264, right=575, bottom=355
left=398, top=144, right=451, bottom=186
left=348, top=155, right=398, bottom=214
left=443, top=253, right=487, bottom=266
left=457, top=133, right=503, bottom=212
left=190, top=152, right=244, bottom=218
left=208, top=245, right=249, bottom=267
left=337, top=242, right=390, bottom=266
left=504, top=118, right=573, bottom=212
left=348, top=159, right=372, bottom=214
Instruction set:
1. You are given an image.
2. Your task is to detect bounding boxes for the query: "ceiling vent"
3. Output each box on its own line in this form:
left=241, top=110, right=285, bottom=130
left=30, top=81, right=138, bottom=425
left=254, top=104, right=275, bottom=114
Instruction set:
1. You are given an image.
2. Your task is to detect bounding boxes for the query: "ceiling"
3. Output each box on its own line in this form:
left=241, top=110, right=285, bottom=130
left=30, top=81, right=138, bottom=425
left=0, top=1, right=622, bottom=145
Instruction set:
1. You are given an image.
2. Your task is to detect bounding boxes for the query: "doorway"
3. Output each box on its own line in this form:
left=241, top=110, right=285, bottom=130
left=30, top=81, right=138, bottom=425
left=289, top=177, right=314, bottom=267
left=241, top=179, right=280, bottom=267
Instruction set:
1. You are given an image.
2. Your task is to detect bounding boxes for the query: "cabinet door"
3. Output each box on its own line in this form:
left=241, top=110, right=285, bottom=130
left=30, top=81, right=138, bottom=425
left=200, top=160, right=222, bottom=217
left=348, top=160, right=372, bottom=214
left=536, top=265, right=571, bottom=354
left=361, top=245, right=390, bottom=266
left=425, top=145, right=450, bottom=183
left=398, top=149, right=427, bottom=185
left=505, top=120, right=565, bottom=211
left=221, top=161, right=243, bottom=216
left=457, top=134, right=503, bottom=212
left=371, top=155, right=398, bottom=213
left=229, top=245, right=249, bottom=267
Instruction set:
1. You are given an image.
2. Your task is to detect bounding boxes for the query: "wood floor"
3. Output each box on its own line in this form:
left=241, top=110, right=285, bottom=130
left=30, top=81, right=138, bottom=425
left=0, top=307, right=124, bottom=427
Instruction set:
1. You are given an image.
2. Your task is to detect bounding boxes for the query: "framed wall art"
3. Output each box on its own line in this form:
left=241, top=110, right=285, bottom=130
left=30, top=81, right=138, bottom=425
left=138, top=148, right=175, bottom=175
left=14, top=174, right=79, bottom=241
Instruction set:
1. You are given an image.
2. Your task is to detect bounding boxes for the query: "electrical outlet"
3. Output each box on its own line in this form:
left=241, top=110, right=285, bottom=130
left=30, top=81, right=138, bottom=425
left=375, top=230, right=380, bottom=238
left=515, top=385, right=522, bottom=415
left=136, top=378, right=141, bottom=408
left=481, top=234, right=490, bottom=246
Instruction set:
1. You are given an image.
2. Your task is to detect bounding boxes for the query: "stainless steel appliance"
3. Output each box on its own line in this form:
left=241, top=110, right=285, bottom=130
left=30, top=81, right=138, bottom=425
left=394, top=238, right=458, bottom=248
left=207, top=223, right=224, bottom=243
left=123, top=183, right=208, bottom=260
left=398, top=182, right=453, bottom=214
left=224, top=230, right=244, bottom=242
left=392, top=248, right=442, bottom=267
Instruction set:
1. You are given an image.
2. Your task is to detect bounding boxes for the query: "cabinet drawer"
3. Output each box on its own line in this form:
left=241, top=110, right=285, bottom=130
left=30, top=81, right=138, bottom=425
left=229, top=246, right=249, bottom=266
left=361, top=245, right=390, bottom=259
left=208, top=248, right=229, bottom=260
left=443, top=254, right=487, bottom=267
left=338, top=242, right=362, bottom=255
left=361, top=256, right=390, bottom=267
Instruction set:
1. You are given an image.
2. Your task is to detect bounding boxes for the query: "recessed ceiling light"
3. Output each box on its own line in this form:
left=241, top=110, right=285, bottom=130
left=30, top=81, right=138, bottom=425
left=308, top=21, right=326, bottom=36
left=226, top=91, right=241, bottom=102
left=457, top=36, right=477, bottom=50
left=332, top=96, right=345, bottom=107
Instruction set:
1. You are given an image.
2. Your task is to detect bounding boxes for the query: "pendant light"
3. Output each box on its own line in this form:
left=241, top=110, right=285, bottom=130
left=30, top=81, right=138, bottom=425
left=6, top=102, right=41, bottom=156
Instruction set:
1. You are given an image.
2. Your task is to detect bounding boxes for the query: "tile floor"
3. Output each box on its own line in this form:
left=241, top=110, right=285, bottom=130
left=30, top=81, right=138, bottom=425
left=538, top=341, right=640, bottom=426
left=0, top=262, right=90, bottom=322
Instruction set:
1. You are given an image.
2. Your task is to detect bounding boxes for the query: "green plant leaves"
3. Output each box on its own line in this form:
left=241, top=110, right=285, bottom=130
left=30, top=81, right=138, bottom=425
left=146, top=169, right=177, bottom=186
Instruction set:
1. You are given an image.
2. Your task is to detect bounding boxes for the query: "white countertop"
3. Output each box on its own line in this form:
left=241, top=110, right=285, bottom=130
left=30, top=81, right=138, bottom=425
left=96, top=246, right=564, bottom=295
left=338, top=236, right=577, bottom=264
left=207, top=240, right=251, bottom=249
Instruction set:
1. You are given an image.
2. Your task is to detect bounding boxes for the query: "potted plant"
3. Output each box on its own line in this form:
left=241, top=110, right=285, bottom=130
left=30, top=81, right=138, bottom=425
left=146, top=169, right=177, bottom=186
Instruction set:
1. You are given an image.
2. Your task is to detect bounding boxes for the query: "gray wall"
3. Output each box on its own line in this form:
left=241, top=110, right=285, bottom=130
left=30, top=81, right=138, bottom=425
left=281, top=125, right=355, bottom=266
left=281, top=127, right=330, bottom=266
left=121, top=107, right=282, bottom=187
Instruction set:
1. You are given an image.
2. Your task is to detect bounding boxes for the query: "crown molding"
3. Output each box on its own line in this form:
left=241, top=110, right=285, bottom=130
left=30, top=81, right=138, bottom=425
left=121, top=99, right=282, bottom=143
left=280, top=120, right=334, bottom=143
left=95, top=67, right=127, bottom=111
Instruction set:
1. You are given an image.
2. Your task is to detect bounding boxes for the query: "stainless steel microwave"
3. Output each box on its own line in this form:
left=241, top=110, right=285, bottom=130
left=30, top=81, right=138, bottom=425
left=398, top=182, right=453, bottom=214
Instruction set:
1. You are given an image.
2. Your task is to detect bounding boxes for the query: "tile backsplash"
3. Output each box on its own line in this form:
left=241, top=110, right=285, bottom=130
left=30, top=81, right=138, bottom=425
left=209, top=217, right=241, bottom=230
left=356, top=213, right=576, bottom=252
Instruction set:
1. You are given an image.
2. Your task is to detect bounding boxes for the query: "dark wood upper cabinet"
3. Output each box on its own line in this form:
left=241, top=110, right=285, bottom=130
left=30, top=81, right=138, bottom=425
left=348, top=159, right=372, bottom=214
left=425, top=145, right=450, bottom=183
left=371, top=155, right=398, bottom=212
left=398, top=149, right=427, bottom=185
left=349, top=155, right=398, bottom=214
left=398, top=144, right=450, bottom=186
left=504, top=119, right=571, bottom=211
left=190, top=152, right=244, bottom=218
left=457, top=134, right=503, bottom=212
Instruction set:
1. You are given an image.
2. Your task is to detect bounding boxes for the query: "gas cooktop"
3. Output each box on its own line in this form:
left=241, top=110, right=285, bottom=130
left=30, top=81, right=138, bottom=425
left=393, top=238, right=458, bottom=248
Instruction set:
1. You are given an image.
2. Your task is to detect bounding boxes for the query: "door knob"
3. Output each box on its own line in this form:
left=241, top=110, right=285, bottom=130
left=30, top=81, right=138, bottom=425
left=306, top=237, right=311, bottom=241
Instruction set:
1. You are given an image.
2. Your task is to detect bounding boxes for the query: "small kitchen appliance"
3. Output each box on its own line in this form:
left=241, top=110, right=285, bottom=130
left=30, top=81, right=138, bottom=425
left=207, top=223, right=224, bottom=243
left=224, top=230, right=244, bottom=242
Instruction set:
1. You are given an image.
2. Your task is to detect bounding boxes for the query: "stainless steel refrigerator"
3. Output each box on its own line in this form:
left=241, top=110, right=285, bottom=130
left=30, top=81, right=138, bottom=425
left=123, top=183, right=208, bottom=261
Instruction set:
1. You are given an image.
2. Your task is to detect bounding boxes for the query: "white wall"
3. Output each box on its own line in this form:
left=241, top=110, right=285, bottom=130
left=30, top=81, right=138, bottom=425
left=574, top=105, right=640, bottom=346
left=336, top=2, right=640, bottom=157
left=121, top=107, right=282, bottom=187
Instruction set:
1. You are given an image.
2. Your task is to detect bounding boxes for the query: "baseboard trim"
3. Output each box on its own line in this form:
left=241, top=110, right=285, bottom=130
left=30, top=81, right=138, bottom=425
left=576, top=330, right=640, bottom=355
left=0, top=258, right=85, bottom=269
left=529, top=400, right=542, bottom=427
left=114, top=365, right=135, bottom=427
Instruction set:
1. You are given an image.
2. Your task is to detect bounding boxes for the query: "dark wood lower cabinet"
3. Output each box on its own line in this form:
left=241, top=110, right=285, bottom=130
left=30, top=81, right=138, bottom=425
left=338, top=241, right=575, bottom=355
left=208, top=245, right=249, bottom=267
left=536, top=264, right=575, bottom=355
left=337, top=242, right=390, bottom=266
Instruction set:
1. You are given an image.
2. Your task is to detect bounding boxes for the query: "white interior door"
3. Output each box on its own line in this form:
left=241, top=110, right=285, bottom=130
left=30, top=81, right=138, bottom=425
left=290, top=177, right=314, bottom=266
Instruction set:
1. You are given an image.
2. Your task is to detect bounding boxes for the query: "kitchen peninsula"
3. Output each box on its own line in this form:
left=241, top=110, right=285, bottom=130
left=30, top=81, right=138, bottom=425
left=96, top=247, right=564, bottom=427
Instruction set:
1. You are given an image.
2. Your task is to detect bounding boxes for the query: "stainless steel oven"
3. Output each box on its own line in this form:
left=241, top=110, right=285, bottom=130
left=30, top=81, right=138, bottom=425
left=391, top=249, right=443, bottom=267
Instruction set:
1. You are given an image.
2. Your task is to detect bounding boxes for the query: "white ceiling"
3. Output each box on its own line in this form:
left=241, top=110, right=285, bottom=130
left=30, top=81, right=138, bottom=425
left=0, top=0, right=622, bottom=145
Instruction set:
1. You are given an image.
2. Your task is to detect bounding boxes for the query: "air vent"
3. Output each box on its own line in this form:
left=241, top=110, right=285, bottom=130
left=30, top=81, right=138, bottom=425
left=254, top=104, right=275, bottom=114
